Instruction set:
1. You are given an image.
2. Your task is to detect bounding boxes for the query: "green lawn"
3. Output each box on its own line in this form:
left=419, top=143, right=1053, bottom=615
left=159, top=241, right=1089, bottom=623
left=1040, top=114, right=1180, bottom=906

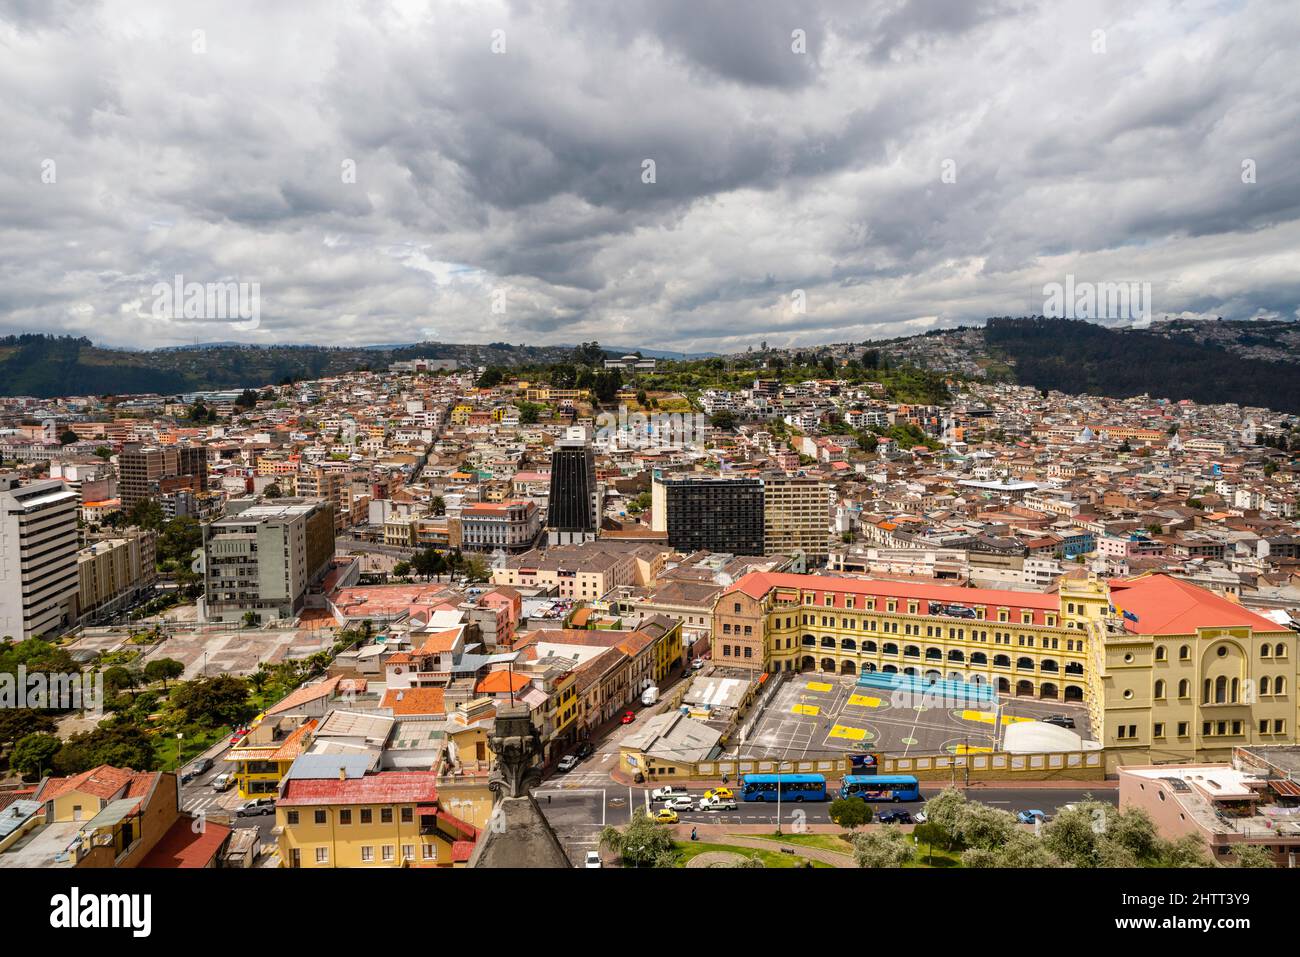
left=741, top=833, right=855, bottom=855
left=672, top=841, right=833, bottom=868
left=905, top=843, right=963, bottom=868
left=154, top=724, right=231, bottom=771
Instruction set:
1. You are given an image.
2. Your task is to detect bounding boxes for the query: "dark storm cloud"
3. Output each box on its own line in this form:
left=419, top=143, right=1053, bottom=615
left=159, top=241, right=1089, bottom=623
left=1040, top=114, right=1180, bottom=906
left=0, top=0, right=1297, bottom=351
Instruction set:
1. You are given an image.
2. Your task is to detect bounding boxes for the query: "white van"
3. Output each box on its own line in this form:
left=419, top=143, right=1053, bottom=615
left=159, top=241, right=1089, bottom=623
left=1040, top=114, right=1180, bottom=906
left=641, top=686, right=659, bottom=706
left=211, top=771, right=236, bottom=792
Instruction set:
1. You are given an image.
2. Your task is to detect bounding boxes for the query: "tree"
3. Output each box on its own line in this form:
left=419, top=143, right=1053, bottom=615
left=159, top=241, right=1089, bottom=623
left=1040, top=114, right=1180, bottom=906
left=912, top=821, right=947, bottom=864
left=952, top=801, right=1018, bottom=851
left=242, top=611, right=258, bottom=628
left=264, top=483, right=283, bottom=498
left=126, top=498, right=165, bottom=531
left=143, top=657, right=185, bottom=690
left=598, top=810, right=677, bottom=867
left=168, top=675, right=255, bottom=729
left=235, top=388, right=258, bottom=408
left=1230, top=843, right=1276, bottom=868
left=828, top=797, right=873, bottom=830
left=156, top=516, right=203, bottom=567
left=11, top=732, right=62, bottom=778
left=103, top=665, right=139, bottom=701
left=463, top=556, right=491, bottom=582
left=851, top=827, right=916, bottom=868
left=430, top=496, right=446, bottom=517
left=59, top=429, right=79, bottom=445
left=392, top=561, right=411, bottom=577
left=0, top=708, right=57, bottom=747
left=709, top=410, right=737, bottom=431
left=53, top=721, right=159, bottom=773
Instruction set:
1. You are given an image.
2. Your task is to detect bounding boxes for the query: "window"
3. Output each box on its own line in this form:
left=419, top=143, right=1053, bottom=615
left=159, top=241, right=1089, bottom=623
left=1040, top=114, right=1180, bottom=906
left=401, top=807, right=414, bottom=824
left=286, top=810, right=299, bottom=825
left=360, top=808, right=373, bottom=824
left=403, top=845, right=415, bottom=861
left=1179, top=645, right=1190, bottom=661
left=1178, top=678, right=1190, bottom=699
left=423, top=844, right=437, bottom=860
left=339, top=809, right=352, bottom=825
left=382, top=845, right=394, bottom=862
left=1261, top=643, right=1272, bottom=658
left=1177, top=722, right=1189, bottom=737
left=315, top=846, right=329, bottom=864
left=1154, top=679, right=1165, bottom=699
left=1153, top=723, right=1164, bottom=737
left=1155, top=645, right=1166, bottom=661
left=361, top=846, right=374, bottom=862
left=314, top=809, right=327, bottom=825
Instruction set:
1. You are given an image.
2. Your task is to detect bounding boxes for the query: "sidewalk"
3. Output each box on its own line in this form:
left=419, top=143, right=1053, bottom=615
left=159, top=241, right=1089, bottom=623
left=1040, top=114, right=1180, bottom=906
left=674, top=823, right=856, bottom=867
left=611, top=770, right=1117, bottom=792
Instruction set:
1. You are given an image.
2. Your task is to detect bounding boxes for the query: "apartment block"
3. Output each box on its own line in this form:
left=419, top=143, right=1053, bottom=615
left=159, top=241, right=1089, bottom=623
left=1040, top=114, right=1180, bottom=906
left=201, top=498, right=335, bottom=623
left=0, top=475, right=80, bottom=639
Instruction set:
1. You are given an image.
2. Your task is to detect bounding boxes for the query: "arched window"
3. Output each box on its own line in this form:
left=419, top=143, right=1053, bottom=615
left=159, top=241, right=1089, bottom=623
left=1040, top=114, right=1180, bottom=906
left=883, top=643, right=898, bottom=656
left=863, top=641, right=877, bottom=653
left=1016, top=656, right=1035, bottom=670
left=1214, top=675, right=1227, bottom=704
left=1277, top=643, right=1289, bottom=659
left=904, top=645, right=920, bottom=658
left=1261, top=643, right=1271, bottom=658
left=971, top=652, right=988, bottom=665
left=1155, top=645, right=1166, bottom=661
left=1178, top=678, right=1190, bottom=699
left=1260, top=676, right=1271, bottom=695
left=1040, top=659, right=1059, bottom=673
left=841, top=638, right=857, bottom=651
left=1277, top=676, right=1288, bottom=696
left=994, top=654, right=1011, bottom=668
left=1231, top=677, right=1239, bottom=703
left=1179, top=645, right=1190, bottom=661
left=1154, top=679, right=1165, bottom=699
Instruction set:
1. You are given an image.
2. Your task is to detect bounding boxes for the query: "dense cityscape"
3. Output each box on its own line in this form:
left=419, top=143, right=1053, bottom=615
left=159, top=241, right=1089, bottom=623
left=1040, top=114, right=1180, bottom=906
left=3, top=0, right=1296, bottom=941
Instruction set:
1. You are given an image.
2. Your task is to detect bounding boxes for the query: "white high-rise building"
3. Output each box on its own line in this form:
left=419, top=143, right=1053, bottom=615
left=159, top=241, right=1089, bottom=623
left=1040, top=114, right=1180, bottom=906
left=0, top=475, right=80, bottom=640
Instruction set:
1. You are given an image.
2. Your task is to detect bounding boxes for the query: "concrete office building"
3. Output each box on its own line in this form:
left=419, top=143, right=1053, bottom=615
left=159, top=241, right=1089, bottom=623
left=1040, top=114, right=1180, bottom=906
left=0, top=475, right=80, bottom=639
left=118, top=443, right=208, bottom=511
left=201, top=498, right=335, bottom=623
left=762, top=472, right=833, bottom=562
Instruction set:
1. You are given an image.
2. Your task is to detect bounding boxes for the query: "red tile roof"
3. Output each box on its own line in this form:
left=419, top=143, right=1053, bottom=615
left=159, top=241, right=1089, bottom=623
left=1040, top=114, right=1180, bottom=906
left=138, top=816, right=232, bottom=868
left=277, top=771, right=440, bottom=807
left=474, top=671, right=531, bottom=694
left=1108, top=574, right=1285, bottom=636
left=726, top=571, right=1059, bottom=623
left=267, top=675, right=343, bottom=715
left=381, top=686, right=448, bottom=716
left=38, top=765, right=137, bottom=803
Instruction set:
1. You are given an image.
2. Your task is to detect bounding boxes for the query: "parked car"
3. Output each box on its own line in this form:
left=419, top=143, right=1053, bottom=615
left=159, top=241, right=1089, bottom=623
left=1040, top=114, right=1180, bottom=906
left=703, top=787, right=733, bottom=801
left=700, top=796, right=737, bottom=811
left=879, top=809, right=913, bottom=824
left=913, top=809, right=928, bottom=824
left=620, top=710, right=636, bottom=724
left=1043, top=715, right=1076, bottom=729
left=229, top=728, right=249, bottom=746
left=237, top=798, right=276, bottom=817
left=651, top=786, right=691, bottom=802
left=691, top=658, right=705, bottom=671
left=181, top=757, right=213, bottom=784
left=663, top=796, right=694, bottom=811
left=574, top=741, right=595, bottom=759
left=655, top=808, right=679, bottom=824
left=1017, top=809, right=1050, bottom=825
left=556, top=754, right=580, bottom=773
left=211, top=772, right=236, bottom=792
left=585, top=850, right=602, bottom=868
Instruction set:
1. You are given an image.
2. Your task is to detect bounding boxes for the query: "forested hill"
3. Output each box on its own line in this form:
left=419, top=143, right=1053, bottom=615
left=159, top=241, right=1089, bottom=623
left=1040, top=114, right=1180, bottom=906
left=983, top=318, right=1300, bottom=413
left=0, top=336, right=582, bottom=398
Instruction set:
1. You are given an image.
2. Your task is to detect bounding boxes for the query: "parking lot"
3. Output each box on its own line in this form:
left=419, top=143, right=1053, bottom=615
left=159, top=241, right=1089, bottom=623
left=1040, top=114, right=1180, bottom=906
left=737, top=673, right=1092, bottom=760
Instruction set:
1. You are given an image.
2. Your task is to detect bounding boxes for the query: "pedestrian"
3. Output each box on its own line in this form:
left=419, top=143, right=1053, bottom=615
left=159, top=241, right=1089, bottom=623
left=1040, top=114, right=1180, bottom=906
left=691, top=826, right=698, bottom=842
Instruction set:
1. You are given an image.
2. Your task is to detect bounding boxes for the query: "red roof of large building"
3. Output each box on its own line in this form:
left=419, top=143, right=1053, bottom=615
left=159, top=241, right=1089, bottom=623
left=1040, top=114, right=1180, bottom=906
left=277, top=771, right=440, bottom=807
left=725, top=572, right=1060, bottom=624
left=1108, top=574, right=1285, bottom=636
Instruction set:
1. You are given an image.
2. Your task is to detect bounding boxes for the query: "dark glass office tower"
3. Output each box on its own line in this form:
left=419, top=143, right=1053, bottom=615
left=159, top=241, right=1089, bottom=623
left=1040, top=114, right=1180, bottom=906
left=546, top=439, right=598, bottom=544
left=658, top=476, right=765, bottom=555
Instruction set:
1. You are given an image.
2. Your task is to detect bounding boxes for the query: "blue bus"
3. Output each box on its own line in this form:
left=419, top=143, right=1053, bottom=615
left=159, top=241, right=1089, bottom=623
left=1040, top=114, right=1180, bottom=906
left=740, top=773, right=827, bottom=802
left=840, top=774, right=922, bottom=803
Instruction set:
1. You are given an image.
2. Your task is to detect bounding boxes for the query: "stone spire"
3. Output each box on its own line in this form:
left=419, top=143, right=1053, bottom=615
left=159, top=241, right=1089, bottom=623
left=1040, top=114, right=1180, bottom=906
left=468, top=702, right=571, bottom=868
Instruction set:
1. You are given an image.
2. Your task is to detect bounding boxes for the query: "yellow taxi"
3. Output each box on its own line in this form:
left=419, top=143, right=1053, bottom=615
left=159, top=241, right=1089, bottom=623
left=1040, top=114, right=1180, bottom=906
left=703, top=787, right=733, bottom=801
left=655, top=808, right=679, bottom=824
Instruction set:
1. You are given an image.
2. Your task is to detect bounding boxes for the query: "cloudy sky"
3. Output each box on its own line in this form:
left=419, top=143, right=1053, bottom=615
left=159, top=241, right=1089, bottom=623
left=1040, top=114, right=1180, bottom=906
left=1, top=0, right=1297, bottom=353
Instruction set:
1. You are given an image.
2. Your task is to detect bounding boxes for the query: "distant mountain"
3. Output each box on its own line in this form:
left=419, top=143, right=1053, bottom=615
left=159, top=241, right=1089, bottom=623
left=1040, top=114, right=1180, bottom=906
left=0, top=336, right=589, bottom=398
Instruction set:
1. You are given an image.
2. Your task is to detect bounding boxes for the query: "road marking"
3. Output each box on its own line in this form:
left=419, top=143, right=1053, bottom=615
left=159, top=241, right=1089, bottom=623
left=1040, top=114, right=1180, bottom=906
left=848, top=694, right=881, bottom=708
left=805, top=681, right=833, bottom=692
left=792, top=704, right=820, bottom=716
